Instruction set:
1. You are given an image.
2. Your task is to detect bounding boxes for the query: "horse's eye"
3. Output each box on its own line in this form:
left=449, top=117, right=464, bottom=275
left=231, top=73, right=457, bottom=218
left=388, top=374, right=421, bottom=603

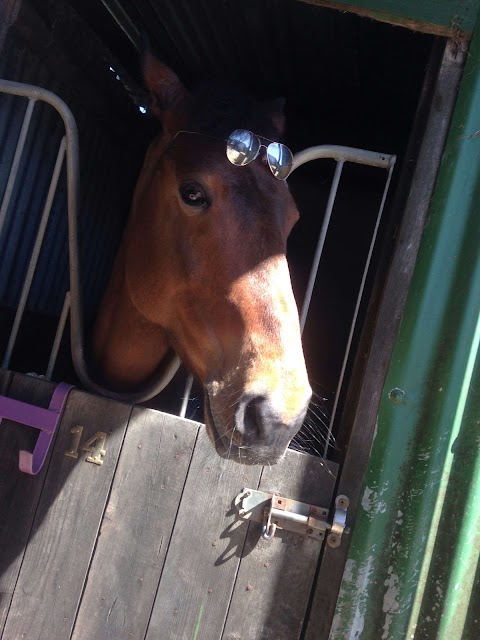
left=179, top=182, right=209, bottom=209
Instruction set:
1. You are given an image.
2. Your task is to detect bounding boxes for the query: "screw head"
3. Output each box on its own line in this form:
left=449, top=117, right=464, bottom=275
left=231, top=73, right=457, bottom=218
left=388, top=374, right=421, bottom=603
left=335, top=495, right=350, bottom=509
left=327, top=533, right=341, bottom=548
left=389, top=387, right=406, bottom=405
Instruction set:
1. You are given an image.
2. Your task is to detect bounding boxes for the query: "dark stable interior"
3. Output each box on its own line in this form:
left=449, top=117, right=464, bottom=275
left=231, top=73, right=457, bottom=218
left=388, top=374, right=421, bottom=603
left=0, top=0, right=435, bottom=461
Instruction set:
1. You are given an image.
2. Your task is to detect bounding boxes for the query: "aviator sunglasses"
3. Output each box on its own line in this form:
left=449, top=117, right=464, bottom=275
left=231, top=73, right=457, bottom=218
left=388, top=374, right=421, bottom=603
left=172, top=129, right=294, bottom=180
left=226, top=129, right=293, bottom=180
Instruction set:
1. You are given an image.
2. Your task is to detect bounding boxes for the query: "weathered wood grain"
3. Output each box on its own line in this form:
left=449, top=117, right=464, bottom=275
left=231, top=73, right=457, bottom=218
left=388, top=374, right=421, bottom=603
left=222, top=452, right=338, bottom=640
left=71, top=408, right=200, bottom=640
left=144, top=427, right=264, bottom=640
left=1, top=388, right=132, bottom=640
left=0, top=372, right=343, bottom=640
left=0, top=373, right=57, bottom=635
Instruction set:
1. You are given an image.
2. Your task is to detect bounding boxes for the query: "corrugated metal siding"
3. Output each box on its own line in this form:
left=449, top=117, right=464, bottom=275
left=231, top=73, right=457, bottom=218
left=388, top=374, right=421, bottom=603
left=0, top=53, right=66, bottom=314
left=71, top=0, right=433, bottom=152
left=0, top=21, right=146, bottom=318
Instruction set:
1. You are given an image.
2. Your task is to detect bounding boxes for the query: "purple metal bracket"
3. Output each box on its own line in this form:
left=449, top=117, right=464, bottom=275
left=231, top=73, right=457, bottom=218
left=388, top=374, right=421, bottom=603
left=0, top=382, right=74, bottom=475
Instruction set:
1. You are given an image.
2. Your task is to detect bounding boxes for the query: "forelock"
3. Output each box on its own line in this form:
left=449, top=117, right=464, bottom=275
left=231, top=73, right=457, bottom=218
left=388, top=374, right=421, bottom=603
left=187, top=80, right=281, bottom=140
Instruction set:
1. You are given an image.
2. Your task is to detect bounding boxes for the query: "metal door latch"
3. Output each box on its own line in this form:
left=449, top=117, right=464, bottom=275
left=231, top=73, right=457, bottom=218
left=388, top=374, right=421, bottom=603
left=235, top=488, right=350, bottom=548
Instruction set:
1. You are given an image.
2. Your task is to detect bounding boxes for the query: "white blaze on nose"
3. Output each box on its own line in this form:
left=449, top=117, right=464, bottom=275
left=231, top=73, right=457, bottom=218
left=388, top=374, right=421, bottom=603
left=229, top=255, right=311, bottom=425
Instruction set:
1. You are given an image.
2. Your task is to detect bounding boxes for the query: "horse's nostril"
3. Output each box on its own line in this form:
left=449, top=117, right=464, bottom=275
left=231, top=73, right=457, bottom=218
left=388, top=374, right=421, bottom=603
left=244, top=398, right=261, bottom=436
left=235, top=393, right=308, bottom=450
left=235, top=395, right=265, bottom=443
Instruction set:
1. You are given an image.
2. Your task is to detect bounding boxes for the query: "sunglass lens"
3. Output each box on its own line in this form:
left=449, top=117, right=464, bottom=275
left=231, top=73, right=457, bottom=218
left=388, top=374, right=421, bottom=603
left=226, top=129, right=260, bottom=166
left=267, top=142, right=293, bottom=180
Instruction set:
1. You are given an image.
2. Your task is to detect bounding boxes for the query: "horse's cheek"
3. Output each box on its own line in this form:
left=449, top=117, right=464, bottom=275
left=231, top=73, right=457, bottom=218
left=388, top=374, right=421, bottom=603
left=123, top=239, right=173, bottom=326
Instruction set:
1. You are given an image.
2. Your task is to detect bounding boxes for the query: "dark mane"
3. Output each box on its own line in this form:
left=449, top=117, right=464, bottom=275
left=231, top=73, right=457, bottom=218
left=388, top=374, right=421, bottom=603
left=188, top=79, right=282, bottom=140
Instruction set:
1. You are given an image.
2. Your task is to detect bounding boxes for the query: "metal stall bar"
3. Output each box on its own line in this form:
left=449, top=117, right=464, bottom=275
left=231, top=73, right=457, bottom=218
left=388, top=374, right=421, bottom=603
left=299, top=159, right=344, bottom=333
left=179, top=374, right=194, bottom=418
left=2, top=137, right=66, bottom=369
left=0, top=79, right=180, bottom=401
left=45, top=291, right=71, bottom=381
left=322, top=161, right=395, bottom=456
left=100, top=0, right=141, bottom=49
left=290, top=145, right=396, bottom=456
left=0, top=97, right=36, bottom=236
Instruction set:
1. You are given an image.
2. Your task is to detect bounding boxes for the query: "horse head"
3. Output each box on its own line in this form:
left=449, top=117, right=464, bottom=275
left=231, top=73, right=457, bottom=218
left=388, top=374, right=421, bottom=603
left=93, top=52, right=312, bottom=465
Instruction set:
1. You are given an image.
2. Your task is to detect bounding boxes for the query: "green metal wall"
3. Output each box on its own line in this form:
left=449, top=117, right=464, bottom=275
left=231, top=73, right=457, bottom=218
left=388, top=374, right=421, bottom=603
left=302, top=0, right=480, bottom=35
left=331, top=20, right=480, bottom=640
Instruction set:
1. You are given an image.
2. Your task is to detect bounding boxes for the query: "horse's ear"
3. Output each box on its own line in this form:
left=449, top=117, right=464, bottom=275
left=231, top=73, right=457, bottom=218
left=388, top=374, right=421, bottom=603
left=263, top=97, right=286, bottom=138
left=142, top=50, right=190, bottom=132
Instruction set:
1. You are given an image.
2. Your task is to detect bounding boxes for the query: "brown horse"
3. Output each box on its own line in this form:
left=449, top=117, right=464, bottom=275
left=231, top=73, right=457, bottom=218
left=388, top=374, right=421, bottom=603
left=93, top=52, right=311, bottom=465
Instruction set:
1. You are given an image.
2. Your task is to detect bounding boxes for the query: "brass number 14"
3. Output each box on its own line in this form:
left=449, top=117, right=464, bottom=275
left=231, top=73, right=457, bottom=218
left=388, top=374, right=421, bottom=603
left=65, top=426, right=107, bottom=465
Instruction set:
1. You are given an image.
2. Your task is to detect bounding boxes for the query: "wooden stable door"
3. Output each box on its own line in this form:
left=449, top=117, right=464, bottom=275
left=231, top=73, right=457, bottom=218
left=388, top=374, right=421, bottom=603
left=0, top=372, right=337, bottom=640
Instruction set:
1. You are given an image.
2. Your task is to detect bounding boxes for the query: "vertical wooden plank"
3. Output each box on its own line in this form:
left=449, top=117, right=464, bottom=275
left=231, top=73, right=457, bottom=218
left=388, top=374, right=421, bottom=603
left=1, top=388, right=132, bottom=640
left=144, top=428, right=264, bottom=640
left=0, top=373, right=57, bottom=635
left=72, top=408, right=199, bottom=640
left=222, top=452, right=338, bottom=640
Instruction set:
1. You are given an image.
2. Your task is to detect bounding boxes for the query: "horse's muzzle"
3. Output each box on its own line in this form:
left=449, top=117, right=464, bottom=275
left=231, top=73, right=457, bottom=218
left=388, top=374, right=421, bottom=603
left=204, top=388, right=311, bottom=465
